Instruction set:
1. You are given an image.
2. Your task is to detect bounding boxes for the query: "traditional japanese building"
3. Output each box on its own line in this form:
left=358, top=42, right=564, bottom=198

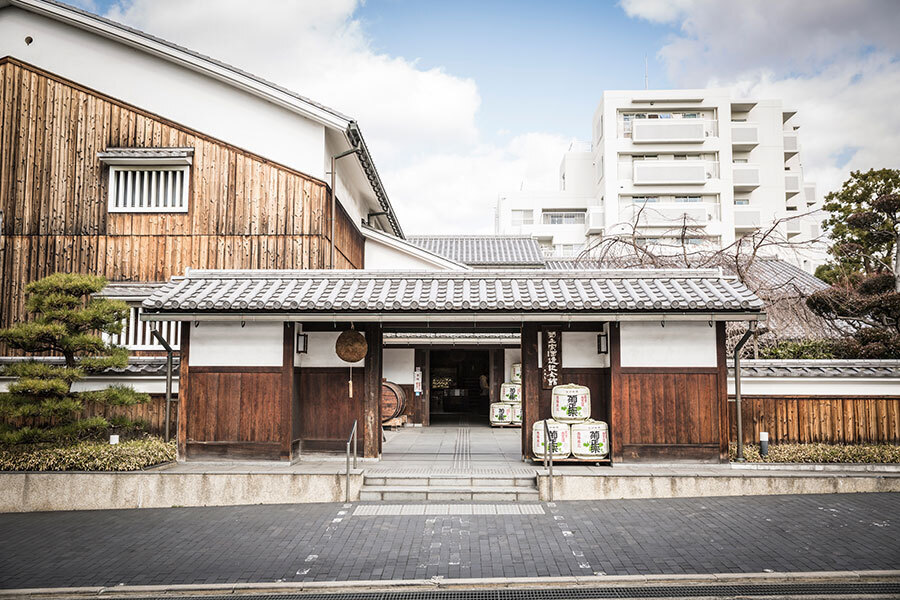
left=140, top=268, right=764, bottom=462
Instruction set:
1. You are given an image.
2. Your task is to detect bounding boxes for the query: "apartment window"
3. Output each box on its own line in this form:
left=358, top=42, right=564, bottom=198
left=675, top=195, right=702, bottom=203
left=555, top=244, right=582, bottom=257
left=633, top=154, right=658, bottom=161
left=786, top=206, right=798, bottom=212
left=511, top=209, right=534, bottom=226
left=631, top=196, right=660, bottom=203
left=104, top=305, right=180, bottom=350
left=681, top=112, right=700, bottom=119
left=735, top=198, right=750, bottom=206
left=636, top=237, right=661, bottom=247
left=542, top=211, right=585, bottom=225
left=99, top=148, right=193, bottom=213
left=684, top=237, right=706, bottom=245
left=734, top=158, right=749, bottom=164
left=673, top=154, right=689, bottom=161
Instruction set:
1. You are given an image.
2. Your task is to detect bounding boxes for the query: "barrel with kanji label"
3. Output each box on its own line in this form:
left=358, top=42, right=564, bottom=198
left=490, top=402, right=514, bottom=425
left=571, top=420, right=609, bottom=459
left=500, top=382, right=521, bottom=402
left=532, top=419, right=571, bottom=458
left=510, top=402, right=522, bottom=425
left=550, top=383, right=591, bottom=423
left=510, top=363, right=522, bottom=384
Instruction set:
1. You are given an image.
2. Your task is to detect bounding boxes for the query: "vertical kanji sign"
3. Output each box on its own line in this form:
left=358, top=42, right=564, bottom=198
left=542, top=328, right=562, bottom=389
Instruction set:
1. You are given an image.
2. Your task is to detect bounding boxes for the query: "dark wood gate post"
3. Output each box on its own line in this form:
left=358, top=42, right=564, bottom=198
left=362, top=323, right=383, bottom=458
left=521, top=322, right=540, bottom=460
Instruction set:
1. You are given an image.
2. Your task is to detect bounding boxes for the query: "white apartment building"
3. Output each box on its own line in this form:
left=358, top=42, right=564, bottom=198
left=496, top=89, right=825, bottom=271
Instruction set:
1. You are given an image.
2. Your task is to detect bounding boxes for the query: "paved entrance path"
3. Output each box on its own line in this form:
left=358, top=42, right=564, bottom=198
left=1, top=493, right=898, bottom=589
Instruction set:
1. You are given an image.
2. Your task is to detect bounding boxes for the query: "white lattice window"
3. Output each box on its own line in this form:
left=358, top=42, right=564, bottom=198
left=99, top=147, right=193, bottom=213
left=105, top=305, right=180, bottom=350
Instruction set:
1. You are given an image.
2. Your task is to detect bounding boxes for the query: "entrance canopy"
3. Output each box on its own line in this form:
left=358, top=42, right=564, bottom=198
left=141, top=268, right=765, bottom=322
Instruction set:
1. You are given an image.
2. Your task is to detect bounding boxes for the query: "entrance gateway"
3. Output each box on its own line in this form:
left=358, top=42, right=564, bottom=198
left=141, top=268, right=764, bottom=465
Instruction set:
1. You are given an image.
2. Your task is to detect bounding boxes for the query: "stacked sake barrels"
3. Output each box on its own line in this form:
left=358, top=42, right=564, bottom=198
left=533, top=384, right=609, bottom=460
left=490, top=363, right=522, bottom=427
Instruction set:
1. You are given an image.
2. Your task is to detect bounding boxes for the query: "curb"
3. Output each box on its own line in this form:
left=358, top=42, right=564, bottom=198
left=3, top=569, right=899, bottom=598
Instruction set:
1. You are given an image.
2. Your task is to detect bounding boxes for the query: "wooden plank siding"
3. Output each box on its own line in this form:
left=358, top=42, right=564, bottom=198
left=609, top=322, right=728, bottom=463
left=728, top=396, right=900, bottom=445
left=0, top=58, right=364, bottom=351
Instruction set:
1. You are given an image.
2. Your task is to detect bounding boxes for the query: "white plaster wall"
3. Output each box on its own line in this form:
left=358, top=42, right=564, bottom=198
left=562, top=329, right=609, bottom=368
left=0, top=8, right=327, bottom=179
left=619, top=322, right=717, bottom=368
left=504, top=348, right=522, bottom=382
left=728, top=377, right=900, bottom=397
left=296, top=330, right=364, bottom=368
left=383, top=349, right=415, bottom=385
left=190, top=322, right=284, bottom=367
left=364, top=238, right=445, bottom=270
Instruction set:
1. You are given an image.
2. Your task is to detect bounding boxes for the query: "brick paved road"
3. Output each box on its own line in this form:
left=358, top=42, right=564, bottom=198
left=0, top=493, right=897, bottom=589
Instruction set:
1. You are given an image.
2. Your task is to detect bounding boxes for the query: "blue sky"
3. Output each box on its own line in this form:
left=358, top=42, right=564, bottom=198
left=354, top=0, right=674, bottom=143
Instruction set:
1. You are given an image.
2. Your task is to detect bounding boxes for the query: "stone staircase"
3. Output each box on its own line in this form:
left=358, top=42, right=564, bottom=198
left=359, top=472, right=539, bottom=501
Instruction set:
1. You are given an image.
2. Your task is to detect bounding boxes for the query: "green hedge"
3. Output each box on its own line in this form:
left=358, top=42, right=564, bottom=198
left=0, top=437, right=175, bottom=471
left=730, top=442, right=900, bottom=463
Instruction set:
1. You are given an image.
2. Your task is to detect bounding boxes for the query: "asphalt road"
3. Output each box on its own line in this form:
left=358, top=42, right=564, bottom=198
left=0, top=493, right=897, bottom=589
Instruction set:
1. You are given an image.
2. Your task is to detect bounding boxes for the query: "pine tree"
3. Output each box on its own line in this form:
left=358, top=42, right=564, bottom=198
left=0, top=273, right=150, bottom=444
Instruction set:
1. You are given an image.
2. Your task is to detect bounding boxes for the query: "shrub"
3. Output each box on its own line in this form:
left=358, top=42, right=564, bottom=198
left=730, top=442, right=900, bottom=463
left=760, top=339, right=836, bottom=359
left=0, top=437, right=175, bottom=471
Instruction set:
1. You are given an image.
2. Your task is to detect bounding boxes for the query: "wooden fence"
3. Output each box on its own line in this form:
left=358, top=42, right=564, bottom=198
left=728, top=396, right=900, bottom=445
left=4, top=395, right=177, bottom=439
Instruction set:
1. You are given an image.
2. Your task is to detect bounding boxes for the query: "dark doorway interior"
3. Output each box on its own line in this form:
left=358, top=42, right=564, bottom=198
left=428, top=349, right=490, bottom=426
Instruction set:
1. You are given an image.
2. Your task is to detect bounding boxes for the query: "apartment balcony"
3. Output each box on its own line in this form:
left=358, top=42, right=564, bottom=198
left=731, top=122, right=759, bottom=150
left=785, top=172, right=802, bottom=197
left=622, top=202, right=714, bottom=228
left=783, top=132, right=799, bottom=158
left=586, top=208, right=605, bottom=234
left=803, top=183, right=817, bottom=207
left=630, top=160, right=718, bottom=185
left=734, top=208, right=761, bottom=231
left=786, top=218, right=802, bottom=237
left=630, top=119, right=717, bottom=143
left=732, top=164, right=760, bottom=190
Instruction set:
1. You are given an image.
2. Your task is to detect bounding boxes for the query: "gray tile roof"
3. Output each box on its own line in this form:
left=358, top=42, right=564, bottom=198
left=0, top=356, right=179, bottom=376
left=729, top=359, right=900, bottom=378
left=407, top=236, right=545, bottom=266
left=142, top=269, right=764, bottom=314
left=98, top=282, right=167, bottom=302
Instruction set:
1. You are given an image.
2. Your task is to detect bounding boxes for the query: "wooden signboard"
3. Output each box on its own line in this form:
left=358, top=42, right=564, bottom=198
left=542, top=328, right=562, bottom=389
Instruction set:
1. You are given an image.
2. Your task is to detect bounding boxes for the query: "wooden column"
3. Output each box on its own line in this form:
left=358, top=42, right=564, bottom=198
left=414, top=348, right=430, bottom=426
left=608, top=322, right=623, bottom=462
left=716, top=321, right=729, bottom=462
left=176, top=321, right=190, bottom=461
left=282, top=323, right=295, bottom=460
left=362, top=323, right=383, bottom=458
left=521, top=323, right=540, bottom=460
left=489, top=348, right=504, bottom=404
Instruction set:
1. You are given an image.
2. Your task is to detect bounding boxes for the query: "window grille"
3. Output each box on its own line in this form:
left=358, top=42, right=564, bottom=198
left=108, top=165, right=190, bottom=212
left=104, top=305, right=180, bottom=350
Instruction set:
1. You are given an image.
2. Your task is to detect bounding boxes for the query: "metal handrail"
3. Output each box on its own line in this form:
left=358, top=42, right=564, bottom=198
left=345, top=419, right=358, bottom=502
left=543, top=420, right=553, bottom=502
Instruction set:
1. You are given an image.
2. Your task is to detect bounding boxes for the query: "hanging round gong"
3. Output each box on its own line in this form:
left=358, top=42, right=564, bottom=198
left=336, top=329, right=367, bottom=363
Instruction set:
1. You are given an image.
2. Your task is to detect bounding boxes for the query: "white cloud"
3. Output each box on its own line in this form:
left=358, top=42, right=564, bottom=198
left=621, top=0, right=900, bottom=199
left=99, top=0, right=566, bottom=233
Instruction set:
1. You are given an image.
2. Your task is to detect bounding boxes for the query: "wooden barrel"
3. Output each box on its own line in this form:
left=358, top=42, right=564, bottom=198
left=381, top=381, right=406, bottom=422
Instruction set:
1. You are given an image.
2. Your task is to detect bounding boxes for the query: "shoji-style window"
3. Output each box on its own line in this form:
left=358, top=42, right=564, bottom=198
left=99, top=148, right=193, bottom=213
left=104, top=305, right=180, bottom=351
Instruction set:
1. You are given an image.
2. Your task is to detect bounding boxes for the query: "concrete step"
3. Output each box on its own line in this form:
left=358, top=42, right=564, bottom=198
left=358, top=485, right=539, bottom=502
left=363, top=474, right=537, bottom=488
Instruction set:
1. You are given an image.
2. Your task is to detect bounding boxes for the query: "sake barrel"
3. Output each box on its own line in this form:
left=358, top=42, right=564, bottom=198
left=510, top=363, right=522, bottom=384
left=571, top=420, right=609, bottom=459
left=550, top=383, right=591, bottom=422
left=532, top=419, right=571, bottom=458
left=510, top=402, right=522, bottom=425
left=500, top=382, right=521, bottom=403
left=380, top=381, right=407, bottom=422
left=490, top=402, right=514, bottom=425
